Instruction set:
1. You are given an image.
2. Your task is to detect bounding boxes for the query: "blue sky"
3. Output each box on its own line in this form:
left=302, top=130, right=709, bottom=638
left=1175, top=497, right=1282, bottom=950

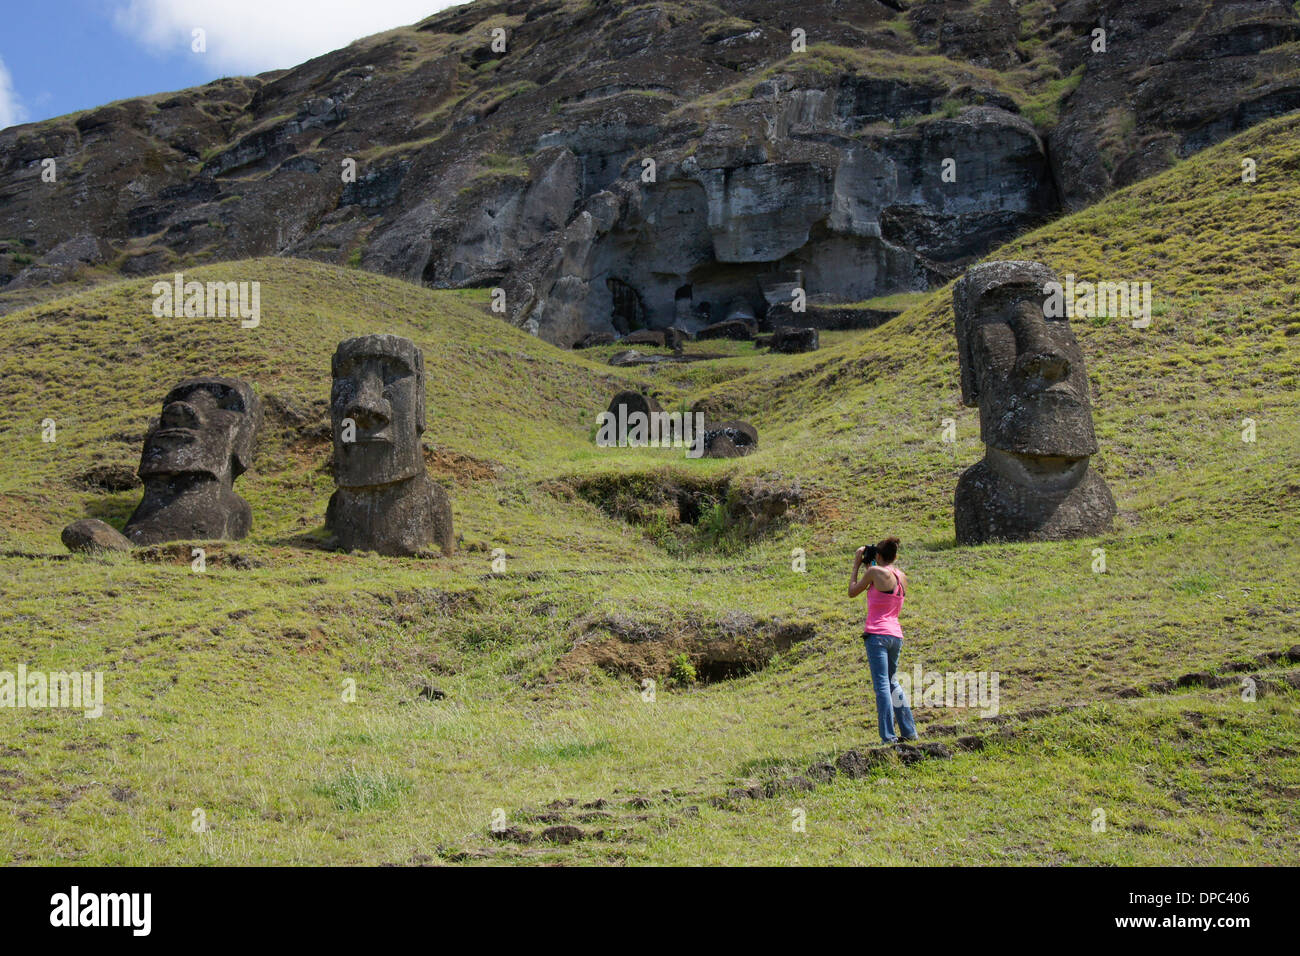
left=0, top=0, right=463, bottom=130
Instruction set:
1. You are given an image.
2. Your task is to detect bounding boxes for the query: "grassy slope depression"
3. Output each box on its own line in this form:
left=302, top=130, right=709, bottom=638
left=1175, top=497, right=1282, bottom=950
left=0, top=114, right=1297, bottom=865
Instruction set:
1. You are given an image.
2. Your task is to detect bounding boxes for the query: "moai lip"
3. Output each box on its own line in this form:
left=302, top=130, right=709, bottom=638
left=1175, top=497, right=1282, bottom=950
left=952, top=261, right=1115, bottom=544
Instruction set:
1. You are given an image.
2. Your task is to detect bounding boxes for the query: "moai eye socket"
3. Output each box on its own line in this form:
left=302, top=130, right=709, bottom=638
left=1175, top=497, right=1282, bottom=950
left=381, top=358, right=413, bottom=387
left=217, top=389, right=247, bottom=413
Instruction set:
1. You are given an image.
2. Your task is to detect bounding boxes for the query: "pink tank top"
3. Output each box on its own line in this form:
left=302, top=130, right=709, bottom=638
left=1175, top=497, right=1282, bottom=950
left=864, top=566, right=905, bottom=639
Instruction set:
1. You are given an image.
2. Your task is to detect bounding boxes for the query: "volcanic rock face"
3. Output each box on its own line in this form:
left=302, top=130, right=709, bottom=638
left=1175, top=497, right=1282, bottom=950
left=952, top=261, right=1115, bottom=544
left=1038, top=0, right=1300, bottom=210
left=2, top=1, right=1297, bottom=336
left=507, top=97, right=1057, bottom=345
left=325, top=334, right=453, bottom=556
left=122, top=377, right=263, bottom=545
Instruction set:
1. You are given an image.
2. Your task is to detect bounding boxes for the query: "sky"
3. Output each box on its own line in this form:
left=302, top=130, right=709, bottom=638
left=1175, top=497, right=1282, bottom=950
left=0, top=0, right=466, bottom=130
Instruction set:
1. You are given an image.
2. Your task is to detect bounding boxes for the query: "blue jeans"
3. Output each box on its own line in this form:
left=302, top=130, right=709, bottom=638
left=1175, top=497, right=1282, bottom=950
left=863, top=633, right=917, bottom=743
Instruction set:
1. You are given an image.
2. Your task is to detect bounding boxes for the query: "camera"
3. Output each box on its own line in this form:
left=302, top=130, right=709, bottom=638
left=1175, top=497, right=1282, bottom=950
left=861, top=544, right=877, bottom=564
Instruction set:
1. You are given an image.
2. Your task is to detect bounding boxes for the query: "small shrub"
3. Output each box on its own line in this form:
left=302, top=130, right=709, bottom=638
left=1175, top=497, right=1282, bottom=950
left=668, top=653, right=697, bottom=687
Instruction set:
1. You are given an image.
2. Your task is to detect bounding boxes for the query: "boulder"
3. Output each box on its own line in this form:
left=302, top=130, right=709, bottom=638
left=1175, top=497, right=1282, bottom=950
left=62, top=519, right=132, bottom=554
left=702, top=420, right=758, bottom=458
left=696, top=320, right=755, bottom=341
left=623, top=328, right=666, bottom=347
left=606, top=390, right=662, bottom=419
left=574, top=331, right=616, bottom=349
left=769, top=326, right=819, bottom=353
left=622, top=328, right=685, bottom=349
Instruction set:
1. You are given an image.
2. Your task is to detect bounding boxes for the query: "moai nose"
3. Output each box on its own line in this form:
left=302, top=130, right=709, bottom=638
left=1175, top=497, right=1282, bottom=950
left=1011, top=300, right=1070, bottom=383
left=1017, top=351, right=1070, bottom=382
left=346, top=371, right=392, bottom=430
left=159, top=400, right=201, bottom=430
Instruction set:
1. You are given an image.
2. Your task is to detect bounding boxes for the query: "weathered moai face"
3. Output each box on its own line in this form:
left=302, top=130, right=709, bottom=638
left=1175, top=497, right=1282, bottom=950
left=138, top=377, right=261, bottom=483
left=330, top=334, right=426, bottom=487
left=954, top=261, right=1097, bottom=459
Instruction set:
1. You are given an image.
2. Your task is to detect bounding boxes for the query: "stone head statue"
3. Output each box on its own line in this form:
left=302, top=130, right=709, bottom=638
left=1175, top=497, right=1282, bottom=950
left=325, top=334, right=453, bottom=556
left=125, top=376, right=262, bottom=544
left=952, top=261, right=1114, bottom=544
left=138, top=377, right=261, bottom=483
left=954, top=260, right=1096, bottom=458
left=330, top=334, right=426, bottom=487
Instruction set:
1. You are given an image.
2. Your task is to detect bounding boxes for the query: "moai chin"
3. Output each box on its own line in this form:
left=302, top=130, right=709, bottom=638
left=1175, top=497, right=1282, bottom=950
left=124, top=376, right=262, bottom=544
left=325, top=334, right=453, bottom=556
left=952, top=261, right=1116, bottom=545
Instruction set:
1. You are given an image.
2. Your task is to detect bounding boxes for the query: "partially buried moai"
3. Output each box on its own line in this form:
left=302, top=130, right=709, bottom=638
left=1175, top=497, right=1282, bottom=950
left=952, top=260, right=1115, bottom=544
left=325, top=334, right=453, bottom=556
left=124, top=376, right=263, bottom=544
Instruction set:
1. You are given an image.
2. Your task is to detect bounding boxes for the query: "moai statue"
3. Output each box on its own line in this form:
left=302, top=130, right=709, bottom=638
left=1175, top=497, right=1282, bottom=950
left=952, top=261, right=1115, bottom=544
left=326, top=334, right=453, bottom=556
left=123, top=377, right=263, bottom=544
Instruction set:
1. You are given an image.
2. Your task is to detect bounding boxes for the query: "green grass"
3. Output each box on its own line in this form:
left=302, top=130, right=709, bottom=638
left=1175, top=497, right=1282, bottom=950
left=0, top=115, right=1298, bottom=865
left=314, top=767, right=413, bottom=812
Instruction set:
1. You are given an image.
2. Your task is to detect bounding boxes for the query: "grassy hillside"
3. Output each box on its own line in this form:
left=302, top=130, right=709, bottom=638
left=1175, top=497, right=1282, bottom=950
left=0, top=114, right=1298, bottom=865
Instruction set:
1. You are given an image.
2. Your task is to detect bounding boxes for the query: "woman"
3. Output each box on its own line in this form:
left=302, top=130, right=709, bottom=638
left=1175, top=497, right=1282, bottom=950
left=848, top=536, right=917, bottom=743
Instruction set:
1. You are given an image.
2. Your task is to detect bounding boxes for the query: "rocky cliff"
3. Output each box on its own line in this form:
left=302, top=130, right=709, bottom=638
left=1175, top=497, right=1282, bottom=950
left=2, top=0, right=1298, bottom=344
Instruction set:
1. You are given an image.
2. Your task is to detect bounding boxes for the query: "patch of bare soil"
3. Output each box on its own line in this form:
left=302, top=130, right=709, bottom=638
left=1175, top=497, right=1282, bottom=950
left=558, top=469, right=805, bottom=545
left=553, top=610, right=815, bottom=684
left=423, top=445, right=502, bottom=484
left=73, top=463, right=140, bottom=492
left=133, top=542, right=263, bottom=569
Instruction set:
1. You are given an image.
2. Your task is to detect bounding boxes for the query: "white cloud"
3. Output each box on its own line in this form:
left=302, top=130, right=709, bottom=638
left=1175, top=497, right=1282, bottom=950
left=0, top=56, right=27, bottom=130
left=113, top=0, right=466, bottom=75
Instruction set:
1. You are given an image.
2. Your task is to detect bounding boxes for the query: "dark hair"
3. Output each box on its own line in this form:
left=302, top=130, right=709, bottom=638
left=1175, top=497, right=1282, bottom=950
left=875, top=536, right=900, bottom=564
